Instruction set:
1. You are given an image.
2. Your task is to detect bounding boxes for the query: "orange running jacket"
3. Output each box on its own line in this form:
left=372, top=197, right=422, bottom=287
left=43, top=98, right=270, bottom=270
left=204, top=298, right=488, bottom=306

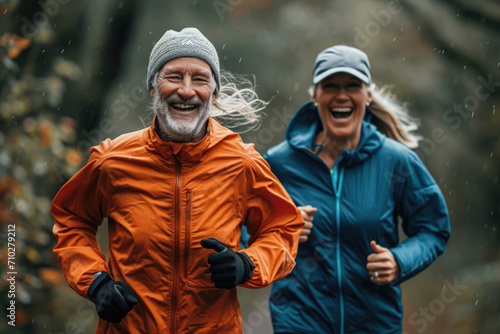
left=51, top=117, right=304, bottom=333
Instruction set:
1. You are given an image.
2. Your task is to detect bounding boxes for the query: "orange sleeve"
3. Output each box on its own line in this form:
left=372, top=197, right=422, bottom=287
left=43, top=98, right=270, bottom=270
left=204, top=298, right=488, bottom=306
left=239, top=154, right=304, bottom=288
left=51, top=141, right=111, bottom=299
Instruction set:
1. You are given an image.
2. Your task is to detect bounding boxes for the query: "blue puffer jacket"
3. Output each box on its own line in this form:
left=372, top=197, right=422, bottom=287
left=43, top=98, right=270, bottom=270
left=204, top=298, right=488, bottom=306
left=262, top=102, right=451, bottom=334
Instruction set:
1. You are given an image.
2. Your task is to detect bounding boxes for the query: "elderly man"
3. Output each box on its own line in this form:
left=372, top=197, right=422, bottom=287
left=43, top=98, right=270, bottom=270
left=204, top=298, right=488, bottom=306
left=51, top=27, right=303, bottom=333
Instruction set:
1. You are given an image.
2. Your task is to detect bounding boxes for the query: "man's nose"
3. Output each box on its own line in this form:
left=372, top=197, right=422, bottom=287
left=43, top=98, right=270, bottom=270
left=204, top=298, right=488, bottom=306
left=177, top=78, right=196, bottom=99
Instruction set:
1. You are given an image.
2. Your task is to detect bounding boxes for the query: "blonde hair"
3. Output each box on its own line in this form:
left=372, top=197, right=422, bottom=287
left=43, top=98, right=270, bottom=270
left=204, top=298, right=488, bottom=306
left=309, top=83, right=422, bottom=148
left=367, top=84, right=421, bottom=149
left=211, top=70, right=267, bottom=133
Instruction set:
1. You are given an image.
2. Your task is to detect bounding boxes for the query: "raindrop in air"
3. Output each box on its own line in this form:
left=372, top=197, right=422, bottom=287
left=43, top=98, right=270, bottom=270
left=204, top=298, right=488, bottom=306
left=238, top=57, right=242, bottom=63
left=222, top=44, right=225, bottom=49
left=61, top=49, right=65, bottom=54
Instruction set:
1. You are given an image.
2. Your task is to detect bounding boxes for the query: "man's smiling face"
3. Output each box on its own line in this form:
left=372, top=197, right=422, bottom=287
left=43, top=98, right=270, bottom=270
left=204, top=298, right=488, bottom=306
left=151, top=57, right=215, bottom=143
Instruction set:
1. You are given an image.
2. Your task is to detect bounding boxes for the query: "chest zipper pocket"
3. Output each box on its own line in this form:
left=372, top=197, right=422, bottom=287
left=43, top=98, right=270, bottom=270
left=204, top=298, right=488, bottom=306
left=185, top=189, right=192, bottom=278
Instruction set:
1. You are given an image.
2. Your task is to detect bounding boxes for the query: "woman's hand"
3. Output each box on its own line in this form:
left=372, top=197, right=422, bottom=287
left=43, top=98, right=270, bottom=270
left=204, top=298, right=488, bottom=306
left=298, top=205, right=317, bottom=243
left=366, top=241, right=400, bottom=285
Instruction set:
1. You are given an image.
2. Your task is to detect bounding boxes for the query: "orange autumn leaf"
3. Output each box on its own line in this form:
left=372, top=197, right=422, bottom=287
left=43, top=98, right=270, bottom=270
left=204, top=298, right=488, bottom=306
left=39, top=268, right=63, bottom=285
left=66, top=148, right=84, bottom=166
left=38, top=121, right=53, bottom=148
left=0, top=32, right=31, bottom=59
left=10, top=134, right=21, bottom=147
left=15, top=307, right=30, bottom=326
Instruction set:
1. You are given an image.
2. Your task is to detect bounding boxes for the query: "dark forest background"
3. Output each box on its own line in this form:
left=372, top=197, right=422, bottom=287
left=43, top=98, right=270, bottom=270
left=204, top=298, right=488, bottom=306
left=1, top=0, right=499, bottom=333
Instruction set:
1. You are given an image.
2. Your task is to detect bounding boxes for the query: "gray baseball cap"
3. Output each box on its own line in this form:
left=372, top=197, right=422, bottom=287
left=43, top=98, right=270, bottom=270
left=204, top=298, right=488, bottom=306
left=147, top=27, right=220, bottom=94
left=312, top=45, right=371, bottom=85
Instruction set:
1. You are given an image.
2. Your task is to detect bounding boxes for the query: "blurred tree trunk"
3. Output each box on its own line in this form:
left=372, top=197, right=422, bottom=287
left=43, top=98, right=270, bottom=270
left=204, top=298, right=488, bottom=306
left=400, top=0, right=500, bottom=76
left=70, top=0, right=140, bottom=132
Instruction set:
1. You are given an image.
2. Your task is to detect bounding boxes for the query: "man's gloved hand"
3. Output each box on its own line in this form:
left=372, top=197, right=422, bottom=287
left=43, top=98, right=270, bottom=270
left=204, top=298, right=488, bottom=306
left=201, top=238, right=255, bottom=289
left=87, top=272, right=138, bottom=323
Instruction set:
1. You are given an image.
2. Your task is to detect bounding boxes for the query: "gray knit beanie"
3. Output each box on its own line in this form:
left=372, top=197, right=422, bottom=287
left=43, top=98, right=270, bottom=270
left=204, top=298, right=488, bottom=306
left=147, top=27, right=220, bottom=95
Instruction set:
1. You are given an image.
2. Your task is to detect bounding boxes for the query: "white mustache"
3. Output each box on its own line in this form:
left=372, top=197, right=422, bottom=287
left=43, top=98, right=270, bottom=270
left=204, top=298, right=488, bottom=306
left=164, top=93, right=202, bottom=105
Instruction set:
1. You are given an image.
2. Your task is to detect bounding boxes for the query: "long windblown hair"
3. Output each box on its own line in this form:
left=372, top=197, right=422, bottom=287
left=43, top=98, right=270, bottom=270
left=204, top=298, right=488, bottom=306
left=149, top=70, right=267, bottom=133
left=211, top=70, right=267, bottom=133
left=367, top=84, right=422, bottom=149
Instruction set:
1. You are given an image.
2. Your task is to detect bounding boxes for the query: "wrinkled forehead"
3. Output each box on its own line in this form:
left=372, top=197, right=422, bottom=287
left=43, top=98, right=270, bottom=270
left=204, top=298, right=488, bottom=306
left=159, top=57, right=212, bottom=76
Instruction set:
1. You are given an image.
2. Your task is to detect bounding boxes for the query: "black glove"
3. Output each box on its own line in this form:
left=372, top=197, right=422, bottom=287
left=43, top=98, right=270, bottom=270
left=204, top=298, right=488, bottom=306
left=201, top=238, right=255, bottom=289
left=87, top=272, right=138, bottom=323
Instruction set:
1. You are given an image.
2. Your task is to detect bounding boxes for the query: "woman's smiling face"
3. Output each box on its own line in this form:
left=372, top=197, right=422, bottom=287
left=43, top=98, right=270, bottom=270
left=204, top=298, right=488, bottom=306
left=313, top=72, right=372, bottom=142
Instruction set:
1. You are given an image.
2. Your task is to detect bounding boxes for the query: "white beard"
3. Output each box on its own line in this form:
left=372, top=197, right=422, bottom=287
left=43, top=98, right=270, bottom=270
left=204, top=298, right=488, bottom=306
left=152, top=92, right=211, bottom=143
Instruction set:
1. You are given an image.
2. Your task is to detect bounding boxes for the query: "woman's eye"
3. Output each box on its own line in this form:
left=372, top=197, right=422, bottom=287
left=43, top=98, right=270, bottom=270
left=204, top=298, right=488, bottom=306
left=322, top=84, right=337, bottom=89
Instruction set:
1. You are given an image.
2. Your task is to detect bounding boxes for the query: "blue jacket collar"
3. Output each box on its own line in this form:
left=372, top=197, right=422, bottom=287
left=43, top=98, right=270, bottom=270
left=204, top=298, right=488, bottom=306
left=286, top=101, right=385, bottom=166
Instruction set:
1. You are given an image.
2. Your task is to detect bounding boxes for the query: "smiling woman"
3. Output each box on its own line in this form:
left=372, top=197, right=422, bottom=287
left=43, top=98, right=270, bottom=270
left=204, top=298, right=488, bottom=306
left=258, top=44, right=451, bottom=334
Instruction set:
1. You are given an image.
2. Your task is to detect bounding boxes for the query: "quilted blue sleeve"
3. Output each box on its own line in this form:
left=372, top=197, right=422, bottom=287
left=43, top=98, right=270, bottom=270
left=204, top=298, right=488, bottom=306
left=390, top=152, right=451, bottom=285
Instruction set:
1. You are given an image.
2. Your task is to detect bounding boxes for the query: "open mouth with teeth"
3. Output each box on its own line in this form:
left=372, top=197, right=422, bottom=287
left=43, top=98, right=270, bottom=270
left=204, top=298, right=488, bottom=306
left=330, top=107, right=354, bottom=119
left=171, top=103, right=198, bottom=112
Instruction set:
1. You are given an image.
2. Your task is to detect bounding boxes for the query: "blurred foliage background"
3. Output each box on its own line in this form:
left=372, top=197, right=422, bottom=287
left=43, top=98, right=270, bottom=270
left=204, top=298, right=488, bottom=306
left=0, top=0, right=499, bottom=333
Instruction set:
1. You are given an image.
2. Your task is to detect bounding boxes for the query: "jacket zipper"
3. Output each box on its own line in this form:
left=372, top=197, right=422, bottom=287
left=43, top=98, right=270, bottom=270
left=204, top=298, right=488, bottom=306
left=184, top=189, right=192, bottom=278
left=331, top=159, right=345, bottom=334
left=171, top=156, right=181, bottom=334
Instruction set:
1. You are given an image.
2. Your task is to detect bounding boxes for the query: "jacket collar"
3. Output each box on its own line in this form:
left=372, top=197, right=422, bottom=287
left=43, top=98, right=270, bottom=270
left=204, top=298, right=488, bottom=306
left=286, top=101, right=385, bottom=166
left=145, top=116, right=215, bottom=164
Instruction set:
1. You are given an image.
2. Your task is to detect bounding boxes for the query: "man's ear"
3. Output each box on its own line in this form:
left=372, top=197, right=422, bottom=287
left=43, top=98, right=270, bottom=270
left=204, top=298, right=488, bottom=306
left=149, top=88, right=155, bottom=98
